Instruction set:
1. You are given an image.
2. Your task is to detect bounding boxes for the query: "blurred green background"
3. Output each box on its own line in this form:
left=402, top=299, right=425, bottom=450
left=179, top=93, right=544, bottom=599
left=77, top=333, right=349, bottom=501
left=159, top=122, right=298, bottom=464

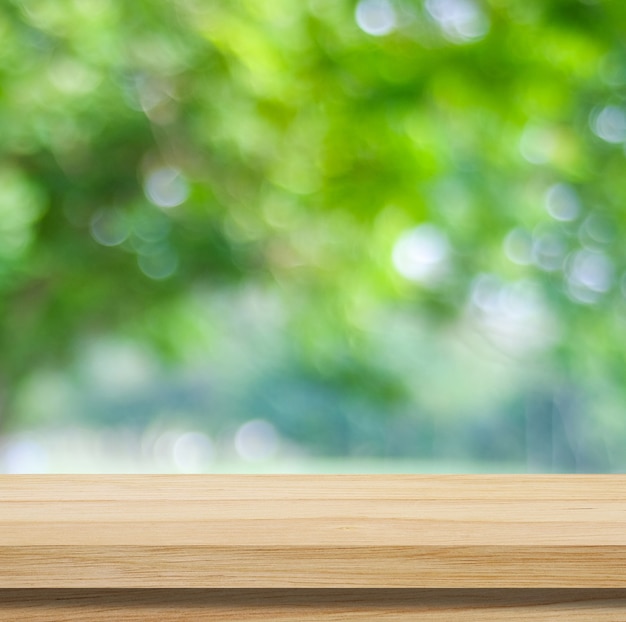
left=1, top=0, right=625, bottom=472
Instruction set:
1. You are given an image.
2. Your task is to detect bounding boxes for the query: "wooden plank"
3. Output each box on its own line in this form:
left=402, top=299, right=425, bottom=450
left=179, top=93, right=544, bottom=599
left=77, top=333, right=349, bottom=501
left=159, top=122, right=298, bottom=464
left=3, top=546, right=626, bottom=588
left=2, top=475, right=625, bottom=500
left=2, top=476, right=626, bottom=588
left=1, top=589, right=626, bottom=621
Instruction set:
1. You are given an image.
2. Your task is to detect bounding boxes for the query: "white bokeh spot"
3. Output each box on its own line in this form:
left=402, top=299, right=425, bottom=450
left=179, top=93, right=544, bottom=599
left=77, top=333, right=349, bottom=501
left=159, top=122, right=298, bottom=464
left=355, top=0, right=397, bottom=36
left=392, top=224, right=450, bottom=285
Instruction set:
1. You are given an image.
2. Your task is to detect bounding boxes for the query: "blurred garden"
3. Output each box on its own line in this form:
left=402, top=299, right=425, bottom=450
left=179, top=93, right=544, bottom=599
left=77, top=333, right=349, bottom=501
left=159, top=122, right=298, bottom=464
left=1, top=0, right=626, bottom=472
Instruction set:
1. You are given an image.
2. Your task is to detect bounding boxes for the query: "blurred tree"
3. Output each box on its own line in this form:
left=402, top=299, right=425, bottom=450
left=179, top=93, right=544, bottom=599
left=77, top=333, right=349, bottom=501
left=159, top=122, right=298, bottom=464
left=1, top=0, right=626, bottom=440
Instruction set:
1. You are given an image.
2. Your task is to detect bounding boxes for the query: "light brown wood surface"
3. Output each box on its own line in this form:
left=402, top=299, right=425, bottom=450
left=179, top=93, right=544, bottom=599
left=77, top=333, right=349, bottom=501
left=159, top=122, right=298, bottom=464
left=2, top=476, right=626, bottom=588
left=1, top=589, right=626, bottom=621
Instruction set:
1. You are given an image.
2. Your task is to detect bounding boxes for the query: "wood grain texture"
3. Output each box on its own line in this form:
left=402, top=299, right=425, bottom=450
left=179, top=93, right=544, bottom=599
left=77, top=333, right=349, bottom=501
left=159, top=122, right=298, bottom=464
left=2, top=590, right=626, bottom=621
left=2, top=476, right=626, bottom=588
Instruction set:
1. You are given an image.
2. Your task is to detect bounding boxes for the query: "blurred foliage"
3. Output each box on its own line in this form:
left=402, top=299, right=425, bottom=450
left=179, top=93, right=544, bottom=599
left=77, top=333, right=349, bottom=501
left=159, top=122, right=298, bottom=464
left=1, top=0, right=626, bottom=468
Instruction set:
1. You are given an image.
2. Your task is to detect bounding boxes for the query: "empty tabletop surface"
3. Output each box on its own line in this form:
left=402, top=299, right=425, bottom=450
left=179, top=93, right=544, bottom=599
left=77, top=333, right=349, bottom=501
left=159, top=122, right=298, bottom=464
left=1, top=475, right=626, bottom=588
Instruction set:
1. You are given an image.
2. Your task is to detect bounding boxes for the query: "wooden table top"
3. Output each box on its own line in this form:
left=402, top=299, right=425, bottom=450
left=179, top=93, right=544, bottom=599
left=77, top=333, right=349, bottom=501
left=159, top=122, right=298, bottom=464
left=2, top=475, right=626, bottom=588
